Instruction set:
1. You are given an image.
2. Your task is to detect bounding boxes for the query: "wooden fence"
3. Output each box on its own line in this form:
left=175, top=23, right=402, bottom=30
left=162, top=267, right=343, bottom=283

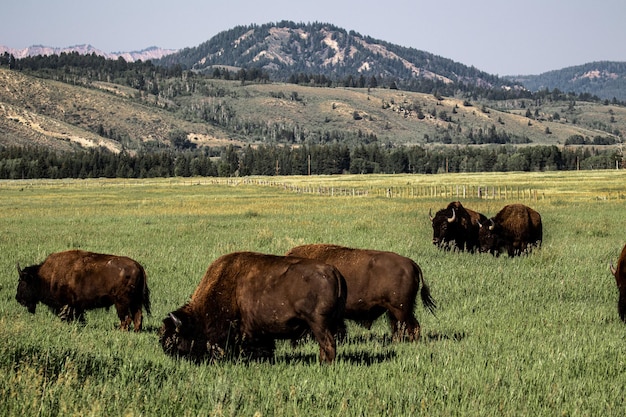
left=210, top=178, right=543, bottom=201
left=4, top=177, right=623, bottom=201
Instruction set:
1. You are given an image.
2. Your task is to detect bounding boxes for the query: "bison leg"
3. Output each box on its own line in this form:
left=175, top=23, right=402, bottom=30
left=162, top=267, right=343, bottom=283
left=335, top=321, right=348, bottom=344
left=243, top=338, right=276, bottom=362
left=57, top=305, right=73, bottom=321
left=132, top=308, right=143, bottom=332
left=75, top=309, right=86, bottom=324
left=308, top=327, right=336, bottom=364
left=58, top=305, right=86, bottom=323
left=387, top=310, right=421, bottom=342
left=115, top=304, right=133, bottom=331
left=120, top=316, right=132, bottom=331
left=115, top=300, right=144, bottom=331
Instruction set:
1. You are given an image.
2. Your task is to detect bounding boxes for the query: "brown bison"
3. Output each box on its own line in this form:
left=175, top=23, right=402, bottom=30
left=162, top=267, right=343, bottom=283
left=611, top=243, right=626, bottom=322
left=159, top=252, right=346, bottom=364
left=286, top=244, right=436, bottom=342
left=430, top=201, right=488, bottom=252
left=16, top=249, right=151, bottom=331
left=478, top=204, right=543, bottom=256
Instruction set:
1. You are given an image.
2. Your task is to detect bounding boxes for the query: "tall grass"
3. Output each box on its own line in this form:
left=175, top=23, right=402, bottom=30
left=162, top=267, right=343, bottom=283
left=1, top=172, right=625, bottom=416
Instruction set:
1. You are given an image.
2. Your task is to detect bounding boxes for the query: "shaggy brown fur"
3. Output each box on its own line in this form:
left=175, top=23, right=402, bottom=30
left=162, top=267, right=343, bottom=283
left=16, top=250, right=150, bottom=331
left=159, top=252, right=346, bottom=363
left=286, top=244, right=436, bottom=342
left=478, top=204, right=543, bottom=256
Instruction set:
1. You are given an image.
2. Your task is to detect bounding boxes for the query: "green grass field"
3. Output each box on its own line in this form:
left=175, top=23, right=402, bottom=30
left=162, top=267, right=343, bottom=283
left=1, top=171, right=625, bottom=416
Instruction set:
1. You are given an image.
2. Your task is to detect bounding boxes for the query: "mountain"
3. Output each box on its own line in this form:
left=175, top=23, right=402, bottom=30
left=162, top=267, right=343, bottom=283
left=156, top=21, right=520, bottom=93
left=0, top=44, right=177, bottom=62
left=4, top=21, right=626, bottom=100
left=505, top=61, right=626, bottom=101
left=1, top=21, right=624, bottom=155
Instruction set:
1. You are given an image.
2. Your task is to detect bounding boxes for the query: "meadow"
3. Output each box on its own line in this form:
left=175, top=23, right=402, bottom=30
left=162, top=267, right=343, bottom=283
left=1, top=171, right=625, bottom=416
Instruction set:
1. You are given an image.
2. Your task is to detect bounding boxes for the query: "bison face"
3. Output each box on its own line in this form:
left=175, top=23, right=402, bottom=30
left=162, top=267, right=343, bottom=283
left=431, top=219, right=449, bottom=247
left=477, top=219, right=498, bottom=254
left=15, top=266, right=38, bottom=313
left=159, top=311, right=209, bottom=360
left=430, top=208, right=457, bottom=249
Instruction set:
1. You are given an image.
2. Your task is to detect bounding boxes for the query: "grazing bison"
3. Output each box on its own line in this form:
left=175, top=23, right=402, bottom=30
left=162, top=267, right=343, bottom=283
left=16, top=249, right=151, bottom=331
left=159, top=252, right=346, bottom=364
left=286, top=244, right=436, bottom=342
left=478, top=204, right=543, bottom=256
left=611, top=243, right=626, bottom=322
left=430, top=201, right=488, bottom=252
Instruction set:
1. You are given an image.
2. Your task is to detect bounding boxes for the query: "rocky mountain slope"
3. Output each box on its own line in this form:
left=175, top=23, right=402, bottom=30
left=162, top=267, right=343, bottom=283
left=156, top=21, right=518, bottom=93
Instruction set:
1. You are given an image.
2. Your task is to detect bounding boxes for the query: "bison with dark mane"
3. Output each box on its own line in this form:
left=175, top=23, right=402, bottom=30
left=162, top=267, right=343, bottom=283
left=16, top=249, right=151, bottom=331
left=286, top=244, right=436, bottom=342
left=611, top=243, right=626, bottom=322
left=430, top=201, right=488, bottom=252
left=478, top=204, right=543, bottom=256
left=159, top=252, right=346, bottom=363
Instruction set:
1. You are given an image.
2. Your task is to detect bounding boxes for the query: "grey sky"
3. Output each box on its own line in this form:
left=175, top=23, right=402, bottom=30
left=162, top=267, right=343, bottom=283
left=2, top=0, right=624, bottom=75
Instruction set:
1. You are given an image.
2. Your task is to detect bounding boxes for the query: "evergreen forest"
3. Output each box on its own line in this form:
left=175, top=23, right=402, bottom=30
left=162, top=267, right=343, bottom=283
left=0, top=144, right=619, bottom=180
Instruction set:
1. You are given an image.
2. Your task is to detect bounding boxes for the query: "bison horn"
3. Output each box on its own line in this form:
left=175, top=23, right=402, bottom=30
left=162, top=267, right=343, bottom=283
left=611, top=262, right=617, bottom=277
left=428, top=208, right=433, bottom=221
left=16, top=263, right=22, bottom=276
left=169, top=313, right=182, bottom=329
left=488, top=219, right=495, bottom=231
left=447, top=208, right=456, bottom=223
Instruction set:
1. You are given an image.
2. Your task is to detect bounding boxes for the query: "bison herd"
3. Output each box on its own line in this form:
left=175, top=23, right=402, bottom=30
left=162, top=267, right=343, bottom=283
left=14, top=202, right=626, bottom=364
left=430, top=202, right=542, bottom=256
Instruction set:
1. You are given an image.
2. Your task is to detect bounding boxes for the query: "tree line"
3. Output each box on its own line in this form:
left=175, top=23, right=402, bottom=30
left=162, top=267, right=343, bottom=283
left=0, top=144, right=620, bottom=180
left=2, top=50, right=619, bottom=104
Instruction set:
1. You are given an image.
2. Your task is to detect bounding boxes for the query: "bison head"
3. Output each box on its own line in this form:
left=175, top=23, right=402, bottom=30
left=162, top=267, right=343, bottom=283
left=16, top=264, right=38, bottom=313
left=160, top=310, right=203, bottom=358
left=477, top=219, right=499, bottom=254
left=430, top=208, right=457, bottom=249
left=159, top=309, right=226, bottom=362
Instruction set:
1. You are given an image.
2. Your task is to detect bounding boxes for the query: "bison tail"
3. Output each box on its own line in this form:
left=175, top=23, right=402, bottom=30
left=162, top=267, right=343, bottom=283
left=418, top=270, right=437, bottom=316
left=143, top=284, right=152, bottom=316
left=420, top=284, right=437, bottom=316
left=137, top=265, right=151, bottom=316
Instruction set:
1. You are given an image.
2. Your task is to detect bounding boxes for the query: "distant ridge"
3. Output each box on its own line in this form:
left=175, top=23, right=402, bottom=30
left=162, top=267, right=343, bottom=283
left=0, top=44, right=178, bottom=62
left=505, top=61, right=626, bottom=101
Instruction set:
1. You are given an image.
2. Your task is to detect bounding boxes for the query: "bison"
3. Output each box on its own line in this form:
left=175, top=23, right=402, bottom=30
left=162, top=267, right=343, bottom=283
left=16, top=249, right=151, bottom=331
left=478, top=204, right=543, bottom=256
left=286, top=244, right=436, bottom=342
left=611, top=243, right=626, bottom=322
left=159, top=252, right=346, bottom=364
left=430, top=201, right=488, bottom=252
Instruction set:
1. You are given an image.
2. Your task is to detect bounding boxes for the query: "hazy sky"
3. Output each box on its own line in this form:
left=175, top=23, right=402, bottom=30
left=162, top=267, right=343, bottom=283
left=2, top=0, right=625, bottom=75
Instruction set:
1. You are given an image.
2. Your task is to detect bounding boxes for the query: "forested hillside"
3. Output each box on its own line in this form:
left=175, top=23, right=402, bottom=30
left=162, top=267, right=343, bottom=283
left=507, top=61, right=626, bottom=101
left=0, top=43, right=624, bottom=179
left=156, top=21, right=517, bottom=96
